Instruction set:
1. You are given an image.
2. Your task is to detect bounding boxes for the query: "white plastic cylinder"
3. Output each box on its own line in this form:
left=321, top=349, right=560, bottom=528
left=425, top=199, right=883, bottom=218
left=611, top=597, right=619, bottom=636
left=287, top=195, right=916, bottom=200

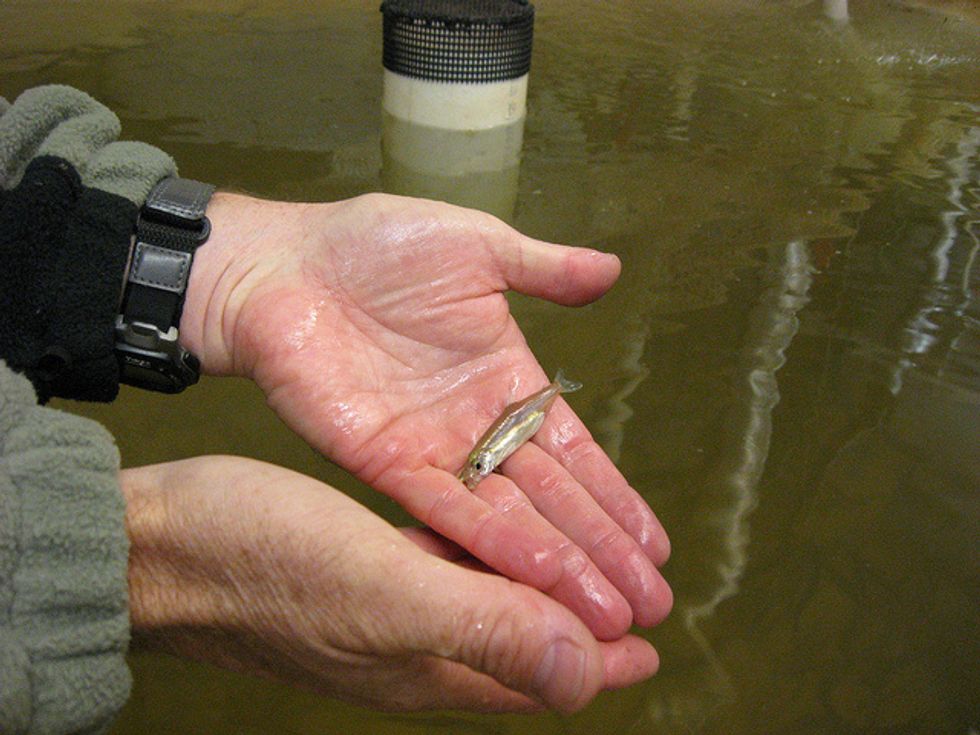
left=379, top=0, right=534, bottom=219
left=382, top=70, right=528, bottom=131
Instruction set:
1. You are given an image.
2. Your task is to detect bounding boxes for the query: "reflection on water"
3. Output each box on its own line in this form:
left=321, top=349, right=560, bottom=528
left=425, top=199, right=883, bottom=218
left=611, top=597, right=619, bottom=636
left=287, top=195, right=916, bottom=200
left=591, top=314, right=649, bottom=465
left=680, top=240, right=814, bottom=696
left=2, top=0, right=978, bottom=733
left=892, top=120, right=979, bottom=394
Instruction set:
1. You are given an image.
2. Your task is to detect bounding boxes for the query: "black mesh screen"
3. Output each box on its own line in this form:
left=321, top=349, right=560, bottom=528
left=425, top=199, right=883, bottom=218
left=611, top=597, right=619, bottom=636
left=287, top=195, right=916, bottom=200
left=381, top=0, right=535, bottom=83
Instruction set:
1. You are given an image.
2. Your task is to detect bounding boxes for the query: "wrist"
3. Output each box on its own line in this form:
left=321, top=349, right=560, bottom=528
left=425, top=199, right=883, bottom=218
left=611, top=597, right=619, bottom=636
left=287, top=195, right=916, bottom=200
left=119, top=457, right=357, bottom=682
left=120, top=463, right=201, bottom=646
left=178, top=192, right=271, bottom=377
left=121, top=460, right=259, bottom=654
left=179, top=192, right=334, bottom=380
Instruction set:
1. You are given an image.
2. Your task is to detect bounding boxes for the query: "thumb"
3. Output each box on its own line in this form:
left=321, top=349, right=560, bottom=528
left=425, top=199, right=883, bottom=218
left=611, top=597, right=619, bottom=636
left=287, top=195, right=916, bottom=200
left=399, top=557, right=607, bottom=713
left=488, top=231, right=622, bottom=306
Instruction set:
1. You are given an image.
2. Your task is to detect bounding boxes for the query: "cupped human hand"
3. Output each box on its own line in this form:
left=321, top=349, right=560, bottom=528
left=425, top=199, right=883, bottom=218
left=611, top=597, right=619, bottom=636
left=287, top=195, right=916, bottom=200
left=179, top=192, right=672, bottom=639
left=122, top=456, right=660, bottom=713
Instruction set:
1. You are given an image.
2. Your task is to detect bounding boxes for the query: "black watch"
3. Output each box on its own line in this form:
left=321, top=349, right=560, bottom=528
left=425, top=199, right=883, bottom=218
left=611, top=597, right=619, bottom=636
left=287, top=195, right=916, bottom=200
left=115, top=177, right=215, bottom=393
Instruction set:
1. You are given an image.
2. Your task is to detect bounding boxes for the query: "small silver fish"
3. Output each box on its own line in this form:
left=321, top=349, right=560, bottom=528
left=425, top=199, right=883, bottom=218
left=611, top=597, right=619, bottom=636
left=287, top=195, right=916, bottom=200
left=457, top=370, right=582, bottom=489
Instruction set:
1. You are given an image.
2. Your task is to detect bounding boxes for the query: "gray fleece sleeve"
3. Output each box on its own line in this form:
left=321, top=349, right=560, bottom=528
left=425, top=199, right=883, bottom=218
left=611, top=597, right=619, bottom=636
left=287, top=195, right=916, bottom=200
left=0, top=84, right=164, bottom=732
left=0, top=362, right=130, bottom=735
left=0, top=85, right=176, bottom=203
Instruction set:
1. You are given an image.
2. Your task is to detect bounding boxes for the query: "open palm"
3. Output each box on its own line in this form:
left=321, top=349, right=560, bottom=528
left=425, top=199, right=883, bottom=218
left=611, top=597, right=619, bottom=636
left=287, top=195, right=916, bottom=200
left=191, top=193, right=672, bottom=639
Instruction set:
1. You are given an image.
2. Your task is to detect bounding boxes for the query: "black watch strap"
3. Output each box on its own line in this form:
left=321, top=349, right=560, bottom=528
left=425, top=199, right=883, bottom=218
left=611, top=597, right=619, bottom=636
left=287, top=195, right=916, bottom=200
left=116, top=177, right=215, bottom=393
left=123, top=178, right=214, bottom=331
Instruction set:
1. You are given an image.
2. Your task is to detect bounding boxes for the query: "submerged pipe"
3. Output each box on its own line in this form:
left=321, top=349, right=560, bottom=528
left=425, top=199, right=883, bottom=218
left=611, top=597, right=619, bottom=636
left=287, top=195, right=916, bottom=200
left=823, top=0, right=849, bottom=22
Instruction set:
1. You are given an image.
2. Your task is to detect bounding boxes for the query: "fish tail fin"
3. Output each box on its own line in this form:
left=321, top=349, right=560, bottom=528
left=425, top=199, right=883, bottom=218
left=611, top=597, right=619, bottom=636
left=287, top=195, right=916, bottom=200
left=554, top=369, right=583, bottom=393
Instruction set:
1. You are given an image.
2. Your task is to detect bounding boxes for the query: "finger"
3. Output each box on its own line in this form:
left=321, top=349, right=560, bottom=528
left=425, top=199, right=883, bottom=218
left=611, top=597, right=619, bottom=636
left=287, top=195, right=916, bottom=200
left=387, top=465, right=566, bottom=594
left=398, top=557, right=610, bottom=714
left=501, top=443, right=673, bottom=628
left=399, top=526, right=467, bottom=560
left=534, top=399, right=672, bottom=566
left=410, top=635, right=658, bottom=710
left=378, top=442, right=658, bottom=638
left=488, top=231, right=622, bottom=307
left=599, top=635, right=660, bottom=690
left=420, top=660, right=544, bottom=713
left=472, top=474, right=633, bottom=640
left=400, top=527, right=495, bottom=573
left=355, top=655, right=544, bottom=713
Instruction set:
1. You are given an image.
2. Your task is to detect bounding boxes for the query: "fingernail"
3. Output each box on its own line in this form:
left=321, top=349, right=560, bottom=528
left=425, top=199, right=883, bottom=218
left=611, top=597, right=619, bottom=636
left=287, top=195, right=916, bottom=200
left=532, top=639, right=586, bottom=710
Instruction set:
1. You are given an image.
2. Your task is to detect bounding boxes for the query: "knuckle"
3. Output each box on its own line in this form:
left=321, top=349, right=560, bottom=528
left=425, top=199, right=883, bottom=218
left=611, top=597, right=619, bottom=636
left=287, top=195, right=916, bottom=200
left=589, top=526, right=633, bottom=560
left=427, top=484, right=494, bottom=541
left=476, top=481, right=528, bottom=516
left=555, top=543, right=592, bottom=583
left=456, top=591, right=544, bottom=684
left=351, top=191, right=388, bottom=211
left=610, top=490, right=649, bottom=524
left=563, top=437, right=602, bottom=466
left=535, top=467, right=574, bottom=503
left=425, top=483, right=460, bottom=527
left=610, top=492, right=665, bottom=558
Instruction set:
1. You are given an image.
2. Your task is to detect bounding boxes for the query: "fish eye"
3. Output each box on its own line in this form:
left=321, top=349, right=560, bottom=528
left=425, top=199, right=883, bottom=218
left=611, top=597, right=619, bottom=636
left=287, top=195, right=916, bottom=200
left=474, top=462, right=483, bottom=470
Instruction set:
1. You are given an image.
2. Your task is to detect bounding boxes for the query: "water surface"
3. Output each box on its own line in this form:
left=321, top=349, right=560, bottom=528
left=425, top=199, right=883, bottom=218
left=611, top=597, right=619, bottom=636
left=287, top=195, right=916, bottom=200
left=2, top=1, right=978, bottom=733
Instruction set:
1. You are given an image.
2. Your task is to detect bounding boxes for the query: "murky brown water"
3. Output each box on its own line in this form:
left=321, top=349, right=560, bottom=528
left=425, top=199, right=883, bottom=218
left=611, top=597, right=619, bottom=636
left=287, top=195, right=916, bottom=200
left=3, top=1, right=978, bottom=732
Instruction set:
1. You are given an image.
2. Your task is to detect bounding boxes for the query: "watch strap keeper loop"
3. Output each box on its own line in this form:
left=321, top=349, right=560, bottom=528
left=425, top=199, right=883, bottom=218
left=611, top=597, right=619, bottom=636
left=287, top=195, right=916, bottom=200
left=128, top=242, right=192, bottom=293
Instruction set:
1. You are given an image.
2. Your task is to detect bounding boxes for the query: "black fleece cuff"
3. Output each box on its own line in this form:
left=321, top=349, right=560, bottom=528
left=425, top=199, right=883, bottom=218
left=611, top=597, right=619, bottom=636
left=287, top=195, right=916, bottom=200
left=0, top=155, right=136, bottom=403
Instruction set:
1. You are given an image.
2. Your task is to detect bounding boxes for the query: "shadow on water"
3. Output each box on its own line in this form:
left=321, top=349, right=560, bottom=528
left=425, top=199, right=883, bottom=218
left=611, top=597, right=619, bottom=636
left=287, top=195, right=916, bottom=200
left=2, top=0, right=978, bottom=733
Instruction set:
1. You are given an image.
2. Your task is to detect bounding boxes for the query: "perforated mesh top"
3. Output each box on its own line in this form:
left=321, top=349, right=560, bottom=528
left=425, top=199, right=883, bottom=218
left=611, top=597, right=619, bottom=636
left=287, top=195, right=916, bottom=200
left=381, top=0, right=535, bottom=83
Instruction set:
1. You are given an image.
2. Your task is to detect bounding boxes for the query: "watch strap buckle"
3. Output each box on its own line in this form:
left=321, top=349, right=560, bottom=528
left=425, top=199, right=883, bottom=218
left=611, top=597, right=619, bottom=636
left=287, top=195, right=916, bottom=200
left=114, top=316, right=201, bottom=393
